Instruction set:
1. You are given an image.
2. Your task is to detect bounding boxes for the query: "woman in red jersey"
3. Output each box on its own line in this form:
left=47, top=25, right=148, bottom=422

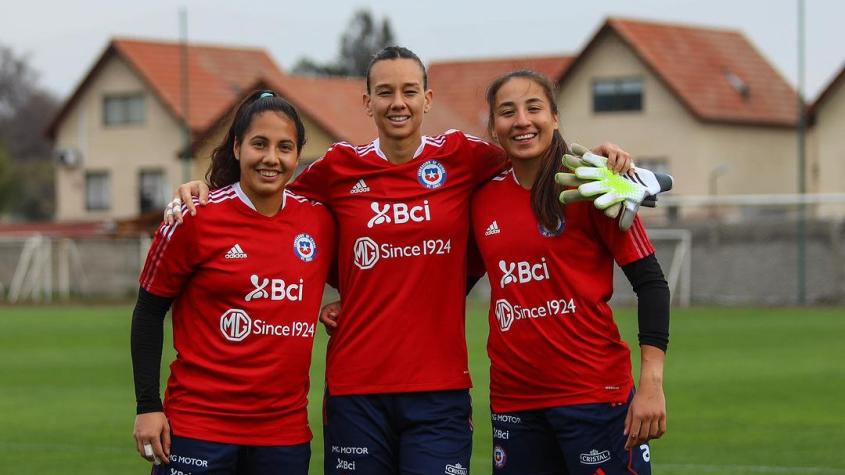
left=166, top=48, right=633, bottom=474
left=470, top=70, right=670, bottom=474
left=131, top=90, right=335, bottom=474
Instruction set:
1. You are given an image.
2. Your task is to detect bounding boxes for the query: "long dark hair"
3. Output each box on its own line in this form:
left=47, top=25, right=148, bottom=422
left=486, top=70, right=569, bottom=232
left=206, top=90, right=307, bottom=188
left=365, top=46, right=428, bottom=93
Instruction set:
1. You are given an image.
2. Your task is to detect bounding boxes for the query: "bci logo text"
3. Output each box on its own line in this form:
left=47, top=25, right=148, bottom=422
left=367, top=201, right=431, bottom=228
left=245, top=274, right=304, bottom=302
left=499, top=258, right=550, bottom=288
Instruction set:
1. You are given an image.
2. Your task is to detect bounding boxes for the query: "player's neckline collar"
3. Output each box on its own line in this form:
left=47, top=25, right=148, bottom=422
left=372, top=137, right=427, bottom=163
left=509, top=169, right=522, bottom=187
left=508, top=169, right=532, bottom=193
left=232, top=182, right=286, bottom=214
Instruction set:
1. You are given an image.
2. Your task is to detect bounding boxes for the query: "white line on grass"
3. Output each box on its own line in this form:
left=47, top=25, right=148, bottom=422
left=659, top=464, right=845, bottom=474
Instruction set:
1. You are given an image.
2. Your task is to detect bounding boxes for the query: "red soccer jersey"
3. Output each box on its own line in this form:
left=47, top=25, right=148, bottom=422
left=139, top=184, right=335, bottom=445
left=289, top=130, right=505, bottom=395
left=470, top=170, right=654, bottom=413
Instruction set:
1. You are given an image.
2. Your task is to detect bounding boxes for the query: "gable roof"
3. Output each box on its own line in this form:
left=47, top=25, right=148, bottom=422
left=809, top=62, right=845, bottom=118
left=268, top=74, right=373, bottom=144
left=48, top=38, right=282, bottom=138
left=429, top=55, right=574, bottom=136
left=560, top=17, right=798, bottom=127
left=192, top=72, right=477, bottom=153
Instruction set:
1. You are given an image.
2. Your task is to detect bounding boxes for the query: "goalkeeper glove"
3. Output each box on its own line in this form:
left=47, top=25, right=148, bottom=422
left=555, top=144, right=673, bottom=230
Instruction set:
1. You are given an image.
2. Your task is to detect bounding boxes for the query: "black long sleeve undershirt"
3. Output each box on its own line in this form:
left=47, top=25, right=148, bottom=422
left=621, top=253, right=671, bottom=351
left=130, top=287, right=173, bottom=414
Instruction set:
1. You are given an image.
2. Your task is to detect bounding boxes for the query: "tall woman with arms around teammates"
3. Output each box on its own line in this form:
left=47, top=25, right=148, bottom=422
left=131, top=91, right=334, bottom=474
left=171, top=47, right=631, bottom=474
left=470, top=70, right=670, bottom=474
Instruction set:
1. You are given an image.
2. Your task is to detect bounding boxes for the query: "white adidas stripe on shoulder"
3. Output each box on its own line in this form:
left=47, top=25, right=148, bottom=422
left=434, top=128, right=490, bottom=145
left=331, top=141, right=357, bottom=151
left=209, top=185, right=235, bottom=198
left=424, top=136, right=446, bottom=147
left=492, top=169, right=512, bottom=181
left=356, top=142, right=377, bottom=156
left=206, top=186, right=238, bottom=205
left=303, top=142, right=356, bottom=172
left=465, top=133, right=488, bottom=144
left=145, top=185, right=245, bottom=288
left=325, top=140, right=377, bottom=158
left=285, top=189, right=324, bottom=206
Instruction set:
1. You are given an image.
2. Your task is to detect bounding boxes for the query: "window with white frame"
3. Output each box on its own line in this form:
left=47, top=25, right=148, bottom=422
left=139, top=170, right=167, bottom=213
left=593, top=78, right=643, bottom=112
left=85, top=171, right=110, bottom=211
left=103, top=93, right=145, bottom=126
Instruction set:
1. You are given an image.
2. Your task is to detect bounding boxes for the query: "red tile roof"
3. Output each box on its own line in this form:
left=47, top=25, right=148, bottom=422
left=267, top=74, right=373, bottom=144
left=194, top=72, right=478, bottom=151
left=48, top=38, right=282, bottom=138
left=561, top=18, right=799, bottom=126
left=269, top=74, right=475, bottom=145
left=429, top=55, right=574, bottom=136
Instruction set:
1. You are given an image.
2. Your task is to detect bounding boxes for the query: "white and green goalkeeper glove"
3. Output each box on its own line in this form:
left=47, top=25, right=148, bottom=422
left=555, top=144, right=674, bottom=230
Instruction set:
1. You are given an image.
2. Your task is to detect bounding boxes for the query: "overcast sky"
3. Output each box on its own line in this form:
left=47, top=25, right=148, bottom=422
left=2, top=0, right=843, bottom=101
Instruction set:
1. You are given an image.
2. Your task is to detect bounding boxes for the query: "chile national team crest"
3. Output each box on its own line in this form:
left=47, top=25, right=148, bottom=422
left=538, top=217, right=565, bottom=237
left=417, top=160, right=447, bottom=189
left=494, top=445, right=507, bottom=469
left=293, top=233, right=317, bottom=262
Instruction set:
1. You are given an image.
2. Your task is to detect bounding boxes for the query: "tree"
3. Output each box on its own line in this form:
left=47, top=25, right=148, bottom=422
left=293, top=9, right=396, bottom=77
left=0, top=43, right=59, bottom=220
left=0, top=45, right=37, bottom=119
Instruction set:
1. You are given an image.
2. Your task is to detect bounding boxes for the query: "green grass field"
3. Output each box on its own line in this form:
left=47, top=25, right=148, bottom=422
left=1, top=303, right=844, bottom=474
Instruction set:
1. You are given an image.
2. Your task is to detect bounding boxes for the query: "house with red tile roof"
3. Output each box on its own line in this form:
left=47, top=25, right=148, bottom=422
left=51, top=18, right=828, bottom=223
left=190, top=71, right=474, bottom=181
left=808, top=63, right=845, bottom=195
left=48, top=37, right=475, bottom=222
left=555, top=17, right=800, bottom=197
left=428, top=54, right=574, bottom=137
left=48, top=38, right=283, bottom=221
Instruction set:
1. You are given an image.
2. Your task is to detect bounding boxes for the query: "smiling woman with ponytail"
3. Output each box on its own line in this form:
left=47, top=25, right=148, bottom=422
left=131, top=90, right=334, bottom=475
left=471, top=70, right=670, bottom=474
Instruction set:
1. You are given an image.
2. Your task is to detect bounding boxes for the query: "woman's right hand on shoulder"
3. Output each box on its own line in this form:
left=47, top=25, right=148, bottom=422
left=133, top=411, right=171, bottom=465
left=164, top=180, right=210, bottom=225
left=319, top=300, right=342, bottom=335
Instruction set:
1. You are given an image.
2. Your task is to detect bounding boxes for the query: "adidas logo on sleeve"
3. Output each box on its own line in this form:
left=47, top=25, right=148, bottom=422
left=350, top=179, right=371, bottom=194
left=225, top=244, right=248, bottom=259
left=484, top=220, right=501, bottom=236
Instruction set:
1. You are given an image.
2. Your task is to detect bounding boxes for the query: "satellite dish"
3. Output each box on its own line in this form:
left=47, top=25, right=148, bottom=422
left=55, top=148, right=83, bottom=168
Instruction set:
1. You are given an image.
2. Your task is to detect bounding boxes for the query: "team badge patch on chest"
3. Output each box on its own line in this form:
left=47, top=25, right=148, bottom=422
left=417, top=160, right=447, bottom=189
left=538, top=218, right=565, bottom=237
left=293, top=233, right=317, bottom=262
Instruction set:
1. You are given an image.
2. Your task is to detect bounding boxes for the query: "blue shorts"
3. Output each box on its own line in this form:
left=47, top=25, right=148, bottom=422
left=490, top=395, right=651, bottom=475
left=323, top=389, right=473, bottom=475
left=151, top=436, right=310, bottom=475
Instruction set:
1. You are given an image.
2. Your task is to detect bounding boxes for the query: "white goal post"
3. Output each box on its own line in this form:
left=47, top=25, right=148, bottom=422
left=647, top=229, right=691, bottom=307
